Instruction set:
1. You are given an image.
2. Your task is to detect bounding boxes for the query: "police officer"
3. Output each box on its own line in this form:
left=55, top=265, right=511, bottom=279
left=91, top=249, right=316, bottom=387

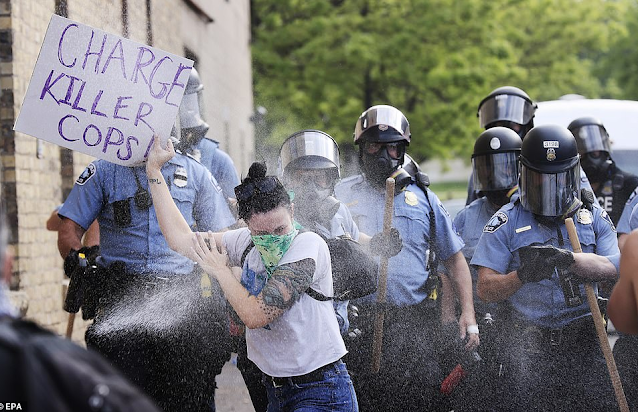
left=335, top=105, right=478, bottom=411
left=57, top=125, right=236, bottom=411
left=469, top=86, right=592, bottom=204
left=569, top=116, right=638, bottom=225
left=177, top=67, right=240, bottom=206
left=466, top=86, right=536, bottom=204
left=617, top=187, right=638, bottom=250
left=472, top=124, right=620, bottom=411
left=451, top=127, right=521, bottom=410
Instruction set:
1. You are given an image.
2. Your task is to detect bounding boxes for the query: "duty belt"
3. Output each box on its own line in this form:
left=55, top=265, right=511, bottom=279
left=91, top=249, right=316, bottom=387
left=512, top=317, right=596, bottom=348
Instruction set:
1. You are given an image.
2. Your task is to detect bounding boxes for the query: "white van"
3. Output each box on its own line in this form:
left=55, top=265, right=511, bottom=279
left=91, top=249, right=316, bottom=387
left=534, top=98, right=638, bottom=176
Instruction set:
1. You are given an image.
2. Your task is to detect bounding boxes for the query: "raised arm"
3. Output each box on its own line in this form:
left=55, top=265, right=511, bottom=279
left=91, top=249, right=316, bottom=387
left=146, top=137, right=202, bottom=261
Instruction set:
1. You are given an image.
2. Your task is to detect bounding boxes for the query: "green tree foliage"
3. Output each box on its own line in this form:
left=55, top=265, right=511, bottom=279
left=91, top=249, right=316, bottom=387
left=251, top=0, right=627, bottom=168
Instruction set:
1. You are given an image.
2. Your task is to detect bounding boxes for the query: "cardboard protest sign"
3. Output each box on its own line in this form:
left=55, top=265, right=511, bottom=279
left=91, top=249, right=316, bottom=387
left=15, top=14, right=193, bottom=166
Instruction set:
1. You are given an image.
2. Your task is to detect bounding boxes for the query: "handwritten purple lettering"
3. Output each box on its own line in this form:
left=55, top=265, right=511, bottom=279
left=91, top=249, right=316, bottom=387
left=58, top=24, right=78, bottom=68
left=58, top=114, right=79, bottom=141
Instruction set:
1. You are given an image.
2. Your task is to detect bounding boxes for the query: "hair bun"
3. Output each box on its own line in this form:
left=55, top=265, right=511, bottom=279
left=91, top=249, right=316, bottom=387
left=248, top=161, right=268, bottom=180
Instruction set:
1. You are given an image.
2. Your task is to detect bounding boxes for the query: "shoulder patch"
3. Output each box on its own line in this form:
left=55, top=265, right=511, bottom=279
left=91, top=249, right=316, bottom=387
left=75, top=163, right=96, bottom=185
left=483, top=211, right=508, bottom=233
left=600, top=209, right=617, bottom=232
left=627, top=187, right=638, bottom=205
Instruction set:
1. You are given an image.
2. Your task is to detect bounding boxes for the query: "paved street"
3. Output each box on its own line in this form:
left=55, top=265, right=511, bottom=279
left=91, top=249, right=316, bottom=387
left=215, top=354, right=256, bottom=412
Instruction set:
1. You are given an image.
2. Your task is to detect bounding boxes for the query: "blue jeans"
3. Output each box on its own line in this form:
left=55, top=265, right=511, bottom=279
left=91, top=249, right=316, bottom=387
left=263, top=360, right=358, bottom=412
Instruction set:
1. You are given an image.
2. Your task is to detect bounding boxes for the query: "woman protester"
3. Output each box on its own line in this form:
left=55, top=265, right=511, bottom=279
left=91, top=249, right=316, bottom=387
left=146, top=137, right=358, bottom=411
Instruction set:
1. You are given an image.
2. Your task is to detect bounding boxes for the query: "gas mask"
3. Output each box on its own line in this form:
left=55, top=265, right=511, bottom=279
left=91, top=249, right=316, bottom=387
left=289, top=174, right=340, bottom=226
left=581, top=152, right=613, bottom=184
left=360, top=141, right=405, bottom=188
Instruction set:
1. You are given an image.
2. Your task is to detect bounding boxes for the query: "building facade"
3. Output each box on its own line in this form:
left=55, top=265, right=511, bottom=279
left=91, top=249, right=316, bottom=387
left=0, top=0, right=254, bottom=340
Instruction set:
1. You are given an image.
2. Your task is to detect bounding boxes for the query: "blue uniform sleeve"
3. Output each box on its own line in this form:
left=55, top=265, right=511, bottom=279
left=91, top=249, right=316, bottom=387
left=194, top=170, right=236, bottom=232
left=616, top=196, right=637, bottom=234
left=470, top=209, right=513, bottom=274
left=428, top=189, right=465, bottom=261
left=592, top=206, right=621, bottom=271
left=453, top=206, right=467, bottom=238
left=630, top=203, right=638, bottom=232
left=58, top=161, right=104, bottom=230
left=340, top=203, right=360, bottom=241
left=211, top=149, right=240, bottom=201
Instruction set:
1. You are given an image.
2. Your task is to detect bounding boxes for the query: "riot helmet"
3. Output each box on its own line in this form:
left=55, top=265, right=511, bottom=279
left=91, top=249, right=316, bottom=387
left=354, top=105, right=411, bottom=187
left=178, top=67, right=209, bottom=151
left=568, top=116, right=613, bottom=183
left=472, top=127, right=521, bottom=199
left=278, top=130, right=341, bottom=224
left=477, top=86, right=537, bottom=138
left=519, top=125, right=581, bottom=217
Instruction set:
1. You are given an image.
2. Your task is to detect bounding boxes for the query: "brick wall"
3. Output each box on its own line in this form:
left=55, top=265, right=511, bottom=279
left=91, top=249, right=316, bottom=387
left=3, top=0, right=253, bottom=343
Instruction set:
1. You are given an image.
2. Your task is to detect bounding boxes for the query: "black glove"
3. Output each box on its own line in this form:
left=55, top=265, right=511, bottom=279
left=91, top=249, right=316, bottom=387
left=369, top=227, right=403, bottom=258
left=517, top=244, right=574, bottom=283
left=64, top=246, right=100, bottom=277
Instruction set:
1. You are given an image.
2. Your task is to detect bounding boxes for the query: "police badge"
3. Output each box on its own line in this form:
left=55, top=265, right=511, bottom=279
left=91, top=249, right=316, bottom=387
left=174, top=167, right=188, bottom=188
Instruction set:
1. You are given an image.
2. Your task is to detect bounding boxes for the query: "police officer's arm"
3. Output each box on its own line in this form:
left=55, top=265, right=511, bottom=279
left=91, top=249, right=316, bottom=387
left=443, top=251, right=479, bottom=348
left=477, top=266, right=522, bottom=302
left=609, top=230, right=638, bottom=334
left=57, top=217, right=86, bottom=259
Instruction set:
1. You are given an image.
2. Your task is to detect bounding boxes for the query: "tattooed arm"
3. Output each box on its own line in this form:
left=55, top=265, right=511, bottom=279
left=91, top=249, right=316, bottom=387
left=191, top=231, right=315, bottom=328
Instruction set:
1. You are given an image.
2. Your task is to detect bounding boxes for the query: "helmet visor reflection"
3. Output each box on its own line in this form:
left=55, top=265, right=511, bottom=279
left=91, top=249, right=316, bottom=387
left=573, top=125, right=611, bottom=155
left=354, top=105, right=410, bottom=143
left=472, top=152, right=519, bottom=192
left=519, top=163, right=581, bottom=216
left=279, top=131, right=340, bottom=175
left=478, top=95, right=535, bottom=128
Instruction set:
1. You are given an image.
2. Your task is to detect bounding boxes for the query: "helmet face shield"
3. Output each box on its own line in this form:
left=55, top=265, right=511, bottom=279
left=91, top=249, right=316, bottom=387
left=472, top=152, right=519, bottom=192
left=278, top=130, right=340, bottom=178
left=519, top=163, right=581, bottom=217
left=572, top=125, right=611, bottom=155
left=478, top=94, right=536, bottom=128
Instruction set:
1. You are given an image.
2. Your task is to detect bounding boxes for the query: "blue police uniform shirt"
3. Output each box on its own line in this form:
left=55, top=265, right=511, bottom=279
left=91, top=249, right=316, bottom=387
left=195, top=138, right=240, bottom=202
left=628, top=202, right=638, bottom=232
left=335, top=174, right=464, bottom=307
left=59, top=155, right=235, bottom=275
left=454, top=196, right=501, bottom=315
left=617, top=187, right=638, bottom=234
left=470, top=201, right=619, bottom=329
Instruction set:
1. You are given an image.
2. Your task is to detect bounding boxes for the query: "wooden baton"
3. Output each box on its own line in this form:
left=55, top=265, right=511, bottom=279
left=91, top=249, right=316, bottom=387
left=565, top=217, right=629, bottom=412
left=371, top=177, right=395, bottom=373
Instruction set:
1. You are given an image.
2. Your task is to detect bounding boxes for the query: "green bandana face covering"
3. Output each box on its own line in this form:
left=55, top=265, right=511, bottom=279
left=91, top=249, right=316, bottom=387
left=251, top=228, right=299, bottom=276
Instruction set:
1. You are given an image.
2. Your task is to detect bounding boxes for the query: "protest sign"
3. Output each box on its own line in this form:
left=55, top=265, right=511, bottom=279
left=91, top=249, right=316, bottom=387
left=15, top=14, right=193, bottom=166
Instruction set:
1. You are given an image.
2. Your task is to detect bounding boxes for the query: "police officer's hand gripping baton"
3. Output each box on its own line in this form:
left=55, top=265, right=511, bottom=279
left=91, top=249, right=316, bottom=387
left=371, top=177, right=395, bottom=373
left=565, top=217, right=629, bottom=412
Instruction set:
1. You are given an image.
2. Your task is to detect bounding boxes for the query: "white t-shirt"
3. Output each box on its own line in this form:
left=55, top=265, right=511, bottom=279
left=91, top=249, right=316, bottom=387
left=223, top=228, right=347, bottom=377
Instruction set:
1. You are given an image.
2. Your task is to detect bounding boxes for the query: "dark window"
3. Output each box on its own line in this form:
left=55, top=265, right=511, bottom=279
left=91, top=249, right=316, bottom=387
left=146, top=0, right=153, bottom=46
left=55, top=0, right=68, bottom=17
left=121, top=0, right=129, bottom=38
